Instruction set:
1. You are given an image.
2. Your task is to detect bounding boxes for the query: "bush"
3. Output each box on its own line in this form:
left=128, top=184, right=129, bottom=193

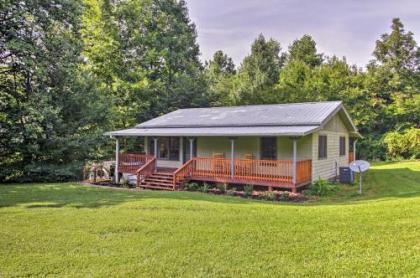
left=278, top=191, right=289, bottom=201
left=201, top=183, right=209, bottom=193
left=307, top=179, right=338, bottom=197
left=6, top=162, right=84, bottom=183
left=216, top=183, right=226, bottom=193
left=260, top=191, right=275, bottom=201
left=383, top=128, right=420, bottom=159
left=226, top=190, right=236, bottom=196
left=243, top=185, right=254, bottom=198
left=185, top=182, right=200, bottom=191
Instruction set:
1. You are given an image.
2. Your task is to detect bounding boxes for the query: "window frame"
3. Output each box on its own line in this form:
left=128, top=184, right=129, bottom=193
left=260, top=137, right=277, bottom=160
left=318, top=135, right=328, bottom=159
left=149, top=137, right=180, bottom=161
left=339, top=136, right=346, bottom=156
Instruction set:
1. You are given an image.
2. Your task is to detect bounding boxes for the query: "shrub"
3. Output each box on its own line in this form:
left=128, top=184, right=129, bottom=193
left=278, top=191, right=289, bottom=201
left=216, top=183, right=226, bottom=193
left=21, top=162, right=83, bottom=182
left=260, top=191, right=275, bottom=201
left=243, top=185, right=254, bottom=198
left=201, top=183, right=209, bottom=193
left=307, top=179, right=338, bottom=197
left=383, top=128, right=420, bottom=159
left=226, top=190, right=236, bottom=196
left=185, top=182, right=200, bottom=191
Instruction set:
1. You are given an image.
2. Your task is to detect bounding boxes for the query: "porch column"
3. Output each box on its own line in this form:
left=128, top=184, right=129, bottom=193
left=144, top=136, right=149, bottom=155
left=189, top=138, right=194, bottom=160
left=230, top=137, right=236, bottom=178
left=153, top=137, right=158, bottom=157
left=115, top=137, right=120, bottom=184
left=353, top=139, right=357, bottom=160
left=292, top=138, right=297, bottom=186
left=180, top=137, right=184, bottom=163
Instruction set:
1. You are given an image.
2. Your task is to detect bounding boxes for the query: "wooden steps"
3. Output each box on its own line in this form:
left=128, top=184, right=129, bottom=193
left=139, top=172, right=175, bottom=191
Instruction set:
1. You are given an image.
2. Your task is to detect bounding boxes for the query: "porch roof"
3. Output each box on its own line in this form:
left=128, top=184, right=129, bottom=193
left=105, top=125, right=320, bottom=137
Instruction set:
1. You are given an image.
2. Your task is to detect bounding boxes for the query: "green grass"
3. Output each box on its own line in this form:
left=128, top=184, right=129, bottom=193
left=0, top=161, right=419, bottom=277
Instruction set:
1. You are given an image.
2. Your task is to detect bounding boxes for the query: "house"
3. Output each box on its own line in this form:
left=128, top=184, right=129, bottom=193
left=105, top=101, right=361, bottom=192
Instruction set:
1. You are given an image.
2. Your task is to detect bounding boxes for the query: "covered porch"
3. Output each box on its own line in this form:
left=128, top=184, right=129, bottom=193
left=114, top=136, right=312, bottom=192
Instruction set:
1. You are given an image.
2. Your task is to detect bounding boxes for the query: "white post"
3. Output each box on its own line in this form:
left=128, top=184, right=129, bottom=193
left=144, top=136, right=149, bottom=155
left=180, top=137, right=184, bottom=163
left=230, top=138, right=235, bottom=178
left=292, top=138, right=297, bottom=186
left=353, top=139, right=357, bottom=160
left=189, top=138, right=194, bottom=160
left=153, top=137, right=158, bottom=157
left=115, top=138, right=120, bottom=184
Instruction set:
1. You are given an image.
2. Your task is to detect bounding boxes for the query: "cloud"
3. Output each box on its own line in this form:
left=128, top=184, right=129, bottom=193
left=187, top=0, right=420, bottom=67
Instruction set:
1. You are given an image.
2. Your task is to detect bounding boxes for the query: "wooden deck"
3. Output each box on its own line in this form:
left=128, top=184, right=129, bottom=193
left=118, top=153, right=312, bottom=192
left=173, top=157, right=312, bottom=192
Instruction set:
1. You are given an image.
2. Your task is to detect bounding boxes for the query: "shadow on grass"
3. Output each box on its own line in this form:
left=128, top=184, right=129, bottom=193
left=0, top=165, right=419, bottom=209
left=0, top=182, right=257, bottom=209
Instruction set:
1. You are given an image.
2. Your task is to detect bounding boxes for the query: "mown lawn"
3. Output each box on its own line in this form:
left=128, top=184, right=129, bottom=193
left=0, top=161, right=419, bottom=277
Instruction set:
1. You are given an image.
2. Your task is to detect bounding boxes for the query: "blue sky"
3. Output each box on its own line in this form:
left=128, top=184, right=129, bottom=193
left=187, top=0, right=420, bottom=67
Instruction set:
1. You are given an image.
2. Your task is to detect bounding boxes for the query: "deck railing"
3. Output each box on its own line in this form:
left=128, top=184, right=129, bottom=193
left=174, top=157, right=312, bottom=188
left=136, top=157, right=157, bottom=186
left=173, top=159, right=194, bottom=186
left=118, top=153, right=154, bottom=174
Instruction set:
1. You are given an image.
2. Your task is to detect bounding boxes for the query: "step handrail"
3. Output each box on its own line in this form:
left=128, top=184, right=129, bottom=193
left=173, top=159, right=194, bottom=188
left=136, top=157, right=157, bottom=187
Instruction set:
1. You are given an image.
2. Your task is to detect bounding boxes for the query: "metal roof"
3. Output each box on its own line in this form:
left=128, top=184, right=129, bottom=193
left=106, top=101, right=361, bottom=137
left=137, top=101, right=342, bottom=128
left=105, top=126, right=320, bottom=137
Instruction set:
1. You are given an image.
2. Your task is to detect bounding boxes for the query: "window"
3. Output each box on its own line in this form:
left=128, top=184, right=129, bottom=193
left=339, top=136, right=346, bottom=156
left=149, top=137, right=180, bottom=161
left=260, top=137, right=277, bottom=160
left=318, top=135, right=327, bottom=159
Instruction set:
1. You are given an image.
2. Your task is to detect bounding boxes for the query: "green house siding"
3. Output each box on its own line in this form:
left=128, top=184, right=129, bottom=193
left=196, top=136, right=313, bottom=160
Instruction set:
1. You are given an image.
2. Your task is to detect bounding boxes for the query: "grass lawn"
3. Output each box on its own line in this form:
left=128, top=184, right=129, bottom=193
left=0, top=161, right=419, bottom=277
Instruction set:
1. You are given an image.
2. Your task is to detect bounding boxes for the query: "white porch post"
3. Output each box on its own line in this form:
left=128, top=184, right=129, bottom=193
left=180, top=137, right=184, bottom=163
left=353, top=139, right=357, bottom=160
left=189, top=138, right=194, bottom=160
left=115, top=137, right=120, bottom=184
left=230, top=138, right=235, bottom=178
left=153, top=137, right=158, bottom=157
left=292, top=138, right=297, bottom=186
left=144, top=136, right=149, bottom=155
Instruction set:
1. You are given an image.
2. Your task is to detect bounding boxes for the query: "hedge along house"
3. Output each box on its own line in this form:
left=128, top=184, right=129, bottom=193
left=105, top=101, right=361, bottom=192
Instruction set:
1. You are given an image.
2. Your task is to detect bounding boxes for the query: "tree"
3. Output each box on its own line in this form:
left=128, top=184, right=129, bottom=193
left=204, top=50, right=236, bottom=106
left=0, top=0, right=109, bottom=182
left=206, top=50, right=235, bottom=75
left=236, top=34, right=283, bottom=104
left=288, top=35, right=323, bottom=67
left=367, top=18, right=419, bottom=133
left=82, top=0, right=207, bottom=128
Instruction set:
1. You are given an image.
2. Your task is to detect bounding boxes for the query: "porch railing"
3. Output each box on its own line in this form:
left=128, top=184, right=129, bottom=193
left=118, top=153, right=154, bottom=174
left=136, top=157, right=157, bottom=187
left=174, top=157, right=312, bottom=188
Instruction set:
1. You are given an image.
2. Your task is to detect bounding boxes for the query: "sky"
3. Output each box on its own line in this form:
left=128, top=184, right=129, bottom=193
left=186, top=0, right=420, bottom=67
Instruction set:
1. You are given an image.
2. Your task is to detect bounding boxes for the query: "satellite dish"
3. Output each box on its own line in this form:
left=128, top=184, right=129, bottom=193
left=350, top=160, right=370, bottom=173
left=349, top=160, right=370, bottom=194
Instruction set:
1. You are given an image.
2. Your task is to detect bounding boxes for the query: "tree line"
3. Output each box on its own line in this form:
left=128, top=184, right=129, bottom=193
left=1, top=0, right=419, bottom=182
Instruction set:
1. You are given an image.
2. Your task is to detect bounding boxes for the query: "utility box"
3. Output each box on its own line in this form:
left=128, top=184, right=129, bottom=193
left=339, top=167, right=354, bottom=183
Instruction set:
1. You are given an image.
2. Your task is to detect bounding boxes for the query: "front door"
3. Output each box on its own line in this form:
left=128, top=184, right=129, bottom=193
left=182, top=138, right=197, bottom=163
